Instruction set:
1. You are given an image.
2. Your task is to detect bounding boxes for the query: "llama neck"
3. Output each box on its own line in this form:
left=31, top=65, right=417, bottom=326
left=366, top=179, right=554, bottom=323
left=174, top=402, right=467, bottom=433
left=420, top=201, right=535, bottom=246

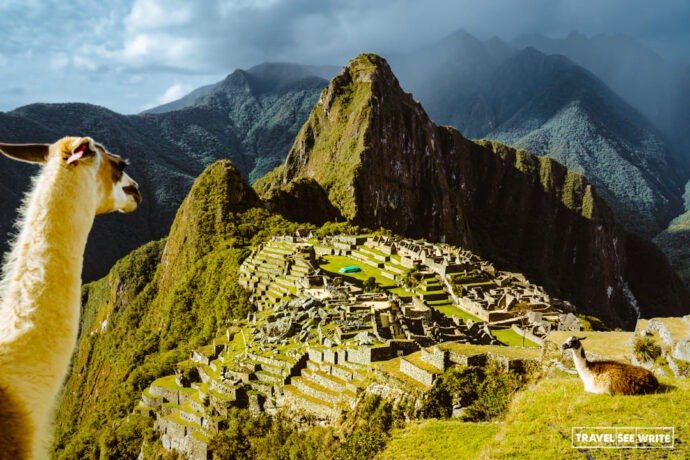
left=0, top=159, right=97, bottom=429
left=570, top=346, right=590, bottom=375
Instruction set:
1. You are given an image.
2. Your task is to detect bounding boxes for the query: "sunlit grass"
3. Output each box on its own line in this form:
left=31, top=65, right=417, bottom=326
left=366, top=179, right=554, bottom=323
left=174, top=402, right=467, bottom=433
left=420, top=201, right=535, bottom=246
left=491, top=328, right=540, bottom=348
left=379, top=420, right=499, bottom=460
left=379, top=371, right=689, bottom=459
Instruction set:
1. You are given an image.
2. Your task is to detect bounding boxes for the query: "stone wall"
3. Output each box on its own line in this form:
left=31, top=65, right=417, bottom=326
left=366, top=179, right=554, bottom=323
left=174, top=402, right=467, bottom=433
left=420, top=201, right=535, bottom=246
left=447, top=351, right=488, bottom=367
left=283, top=388, right=340, bottom=419
left=247, top=352, right=293, bottom=370
left=150, top=384, right=179, bottom=405
left=457, top=298, right=490, bottom=321
left=399, top=357, right=437, bottom=386
left=346, top=347, right=372, bottom=364
left=210, top=379, right=238, bottom=398
left=421, top=347, right=448, bottom=371
left=308, top=348, right=324, bottom=362
left=323, top=348, right=338, bottom=364
left=142, top=392, right=163, bottom=410
left=158, top=415, right=208, bottom=460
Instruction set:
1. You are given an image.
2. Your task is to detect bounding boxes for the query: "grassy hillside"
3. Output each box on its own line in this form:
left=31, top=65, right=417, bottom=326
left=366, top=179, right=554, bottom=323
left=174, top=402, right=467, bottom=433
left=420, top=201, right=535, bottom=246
left=380, top=371, right=689, bottom=459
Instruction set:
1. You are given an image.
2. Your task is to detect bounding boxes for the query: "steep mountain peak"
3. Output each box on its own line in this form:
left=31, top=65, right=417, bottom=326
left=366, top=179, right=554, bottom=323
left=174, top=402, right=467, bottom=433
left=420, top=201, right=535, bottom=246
left=215, top=62, right=328, bottom=98
left=160, top=160, right=262, bottom=288
left=278, top=53, right=426, bottom=219
left=438, top=28, right=486, bottom=52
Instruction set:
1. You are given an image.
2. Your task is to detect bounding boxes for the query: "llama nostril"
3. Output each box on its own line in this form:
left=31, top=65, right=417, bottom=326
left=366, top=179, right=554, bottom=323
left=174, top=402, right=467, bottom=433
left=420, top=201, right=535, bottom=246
left=123, top=185, right=141, bottom=204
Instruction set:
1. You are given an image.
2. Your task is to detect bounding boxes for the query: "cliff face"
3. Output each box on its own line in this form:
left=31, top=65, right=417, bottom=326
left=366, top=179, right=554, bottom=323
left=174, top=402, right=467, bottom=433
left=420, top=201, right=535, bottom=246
left=262, top=53, right=689, bottom=328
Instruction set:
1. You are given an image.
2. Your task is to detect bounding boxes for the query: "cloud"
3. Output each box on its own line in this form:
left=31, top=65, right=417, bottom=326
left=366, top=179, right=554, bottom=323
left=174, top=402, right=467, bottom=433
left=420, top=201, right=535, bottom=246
left=1, top=0, right=689, bottom=113
left=49, top=53, right=70, bottom=70
left=71, top=0, right=689, bottom=78
left=156, top=83, right=193, bottom=105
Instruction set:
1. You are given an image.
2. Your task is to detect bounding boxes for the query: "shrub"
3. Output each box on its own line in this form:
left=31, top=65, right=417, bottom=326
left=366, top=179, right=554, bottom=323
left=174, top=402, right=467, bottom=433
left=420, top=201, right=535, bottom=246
left=465, top=360, right=521, bottom=421
left=634, top=335, right=662, bottom=362
left=423, top=360, right=524, bottom=422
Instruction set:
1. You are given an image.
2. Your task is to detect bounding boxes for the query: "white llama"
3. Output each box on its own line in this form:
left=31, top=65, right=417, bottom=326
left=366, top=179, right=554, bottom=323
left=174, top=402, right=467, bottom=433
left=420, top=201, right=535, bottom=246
left=0, top=137, right=141, bottom=459
left=562, top=336, right=659, bottom=395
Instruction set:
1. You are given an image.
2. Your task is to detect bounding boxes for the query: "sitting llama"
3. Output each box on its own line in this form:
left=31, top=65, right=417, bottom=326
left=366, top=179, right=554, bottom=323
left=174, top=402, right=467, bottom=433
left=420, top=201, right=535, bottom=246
left=562, top=336, right=659, bottom=395
left=0, top=138, right=141, bottom=459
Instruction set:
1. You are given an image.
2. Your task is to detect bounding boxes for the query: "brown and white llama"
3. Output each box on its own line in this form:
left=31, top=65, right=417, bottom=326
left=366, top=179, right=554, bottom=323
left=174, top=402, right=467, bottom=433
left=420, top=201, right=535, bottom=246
left=0, top=137, right=141, bottom=459
left=562, top=336, right=659, bottom=395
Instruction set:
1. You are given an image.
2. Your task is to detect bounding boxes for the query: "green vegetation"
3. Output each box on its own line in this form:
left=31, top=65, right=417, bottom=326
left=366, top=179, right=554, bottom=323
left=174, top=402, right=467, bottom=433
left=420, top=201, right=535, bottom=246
left=206, top=394, right=403, bottom=460
left=485, top=374, right=690, bottom=458
left=314, top=221, right=366, bottom=238
left=633, top=335, right=662, bottom=362
left=382, top=372, right=690, bottom=459
left=577, top=314, right=610, bottom=331
left=434, top=304, right=482, bottom=323
left=320, top=255, right=395, bottom=289
left=257, top=54, right=410, bottom=221
left=422, top=359, right=527, bottom=422
left=207, top=409, right=337, bottom=460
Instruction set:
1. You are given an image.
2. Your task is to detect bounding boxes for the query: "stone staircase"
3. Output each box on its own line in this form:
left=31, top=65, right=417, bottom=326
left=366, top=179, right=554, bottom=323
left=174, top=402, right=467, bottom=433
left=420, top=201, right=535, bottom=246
left=415, top=273, right=452, bottom=304
left=238, top=241, right=313, bottom=309
left=280, top=357, right=370, bottom=419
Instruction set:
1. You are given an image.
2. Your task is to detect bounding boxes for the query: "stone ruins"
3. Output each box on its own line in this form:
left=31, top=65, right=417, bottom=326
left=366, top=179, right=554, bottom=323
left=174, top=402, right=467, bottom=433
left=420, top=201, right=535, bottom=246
left=138, top=232, right=579, bottom=458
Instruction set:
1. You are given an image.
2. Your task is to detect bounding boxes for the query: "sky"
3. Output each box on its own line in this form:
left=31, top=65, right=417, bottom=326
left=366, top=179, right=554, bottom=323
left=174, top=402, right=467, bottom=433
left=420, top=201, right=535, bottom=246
left=0, top=0, right=688, bottom=114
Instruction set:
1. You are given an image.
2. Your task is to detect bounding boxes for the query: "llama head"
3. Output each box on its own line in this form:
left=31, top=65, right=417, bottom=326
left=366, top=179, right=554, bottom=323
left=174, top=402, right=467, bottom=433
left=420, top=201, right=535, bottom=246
left=0, top=136, right=141, bottom=215
left=561, top=335, right=587, bottom=351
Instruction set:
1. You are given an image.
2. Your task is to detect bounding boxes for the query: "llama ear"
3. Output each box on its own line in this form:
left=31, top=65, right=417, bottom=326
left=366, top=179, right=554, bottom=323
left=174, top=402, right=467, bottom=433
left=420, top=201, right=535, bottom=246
left=65, top=139, right=96, bottom=165
left=578, top=336, right=587, bottom=341
left=0, top=143, right=49, bottom=164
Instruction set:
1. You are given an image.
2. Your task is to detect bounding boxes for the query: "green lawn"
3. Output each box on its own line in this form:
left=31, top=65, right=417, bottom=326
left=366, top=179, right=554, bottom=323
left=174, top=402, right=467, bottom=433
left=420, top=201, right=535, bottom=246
left=320, top=255, right=397, bottom=289
left=491, top=328, right=540, bottom=348
left=389, top=287, right=414, bottom=298
left=486, top=373, right=690, bottom=459
left=152, top=375, right=181, bottom=390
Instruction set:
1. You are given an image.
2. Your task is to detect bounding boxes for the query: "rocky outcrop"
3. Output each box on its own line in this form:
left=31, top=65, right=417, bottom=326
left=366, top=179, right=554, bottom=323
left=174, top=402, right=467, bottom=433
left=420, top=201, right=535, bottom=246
left=260, top=177, right=342, bottom=225
left=259, top=53, right=690, bottom=328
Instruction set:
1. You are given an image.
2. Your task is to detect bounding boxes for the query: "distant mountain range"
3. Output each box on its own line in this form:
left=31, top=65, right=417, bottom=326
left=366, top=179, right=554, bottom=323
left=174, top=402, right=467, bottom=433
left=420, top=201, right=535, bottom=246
left=0, top=63, right=329, bottom=280
left=513, top=31, right=690, bottom=163
left=390, top=30, right=686, bottom=237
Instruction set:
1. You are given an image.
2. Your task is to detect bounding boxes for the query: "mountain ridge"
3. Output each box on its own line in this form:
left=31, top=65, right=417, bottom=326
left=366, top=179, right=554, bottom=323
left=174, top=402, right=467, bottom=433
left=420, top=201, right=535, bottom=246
left=392, top=38, right=685, bottom=236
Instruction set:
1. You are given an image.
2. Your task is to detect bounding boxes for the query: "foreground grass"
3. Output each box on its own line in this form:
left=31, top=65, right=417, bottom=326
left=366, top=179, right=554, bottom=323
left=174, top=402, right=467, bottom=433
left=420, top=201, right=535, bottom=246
left=380, top=371, right=689, bottom=459
left=379, top=420, right=499, bottom=460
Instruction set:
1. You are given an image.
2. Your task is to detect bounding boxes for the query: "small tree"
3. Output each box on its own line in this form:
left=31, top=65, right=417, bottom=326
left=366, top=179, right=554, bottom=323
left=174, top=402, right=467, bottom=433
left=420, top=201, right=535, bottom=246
left=403, top=270, right=423, bottom=290
left=363, top=276, right=378, bottom=292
